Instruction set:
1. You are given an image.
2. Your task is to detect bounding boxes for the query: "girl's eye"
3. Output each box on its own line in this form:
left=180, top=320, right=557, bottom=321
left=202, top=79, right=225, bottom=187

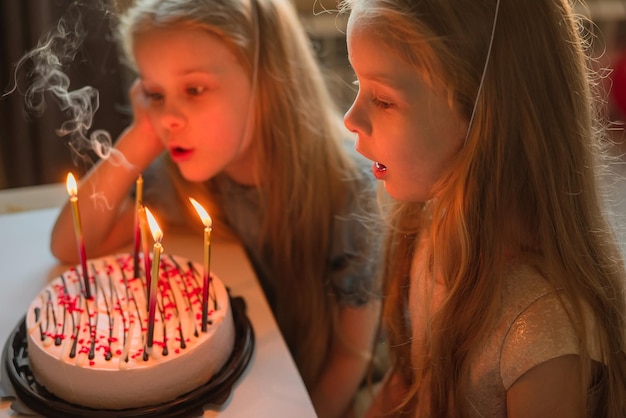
left=187, top=86, right=206, bottom=96
left=142, top=89, right=164, bottom=103
left=373, top=97, right=393, bottom=109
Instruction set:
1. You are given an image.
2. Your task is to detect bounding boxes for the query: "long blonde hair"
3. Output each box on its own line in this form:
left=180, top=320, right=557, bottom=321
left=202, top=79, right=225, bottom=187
left=118, top=0, right=361, bottom=388
left=341, top=0, right=626, bottom=416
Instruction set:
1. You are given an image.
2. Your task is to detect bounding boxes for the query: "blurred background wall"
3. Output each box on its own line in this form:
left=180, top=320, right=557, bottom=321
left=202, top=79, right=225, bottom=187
left=0, top=1, right=130, bottom=189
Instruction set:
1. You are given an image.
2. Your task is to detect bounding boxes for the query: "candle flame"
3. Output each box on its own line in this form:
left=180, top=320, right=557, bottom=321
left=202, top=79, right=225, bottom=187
left=144, top=207, right=163, bottom=243
left=66, top=172, right=78, bottom=197
left=189, top=198, right=212, bottom=228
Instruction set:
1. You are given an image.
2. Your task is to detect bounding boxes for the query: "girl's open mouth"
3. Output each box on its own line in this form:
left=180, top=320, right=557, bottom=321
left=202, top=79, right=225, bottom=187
left=169, top=146, right=194, bottom=162
left=373, top=162, right=387, bottom=179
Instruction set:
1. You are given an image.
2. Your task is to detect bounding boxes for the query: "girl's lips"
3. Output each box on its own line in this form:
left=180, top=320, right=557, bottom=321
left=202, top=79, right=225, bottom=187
left=169, top=146, right=194, bottom=162
left=373, top=162, right=387, bottom=179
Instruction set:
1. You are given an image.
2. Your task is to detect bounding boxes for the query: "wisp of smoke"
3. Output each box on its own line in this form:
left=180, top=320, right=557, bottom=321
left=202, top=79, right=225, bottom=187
left=5, top=8, right=131, bottom=171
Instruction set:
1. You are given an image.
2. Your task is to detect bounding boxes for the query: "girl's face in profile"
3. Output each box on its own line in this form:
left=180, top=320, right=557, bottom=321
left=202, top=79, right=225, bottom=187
left=134, top=26, right=256, bottom=185
left=344, top=13, right=467, bottom=202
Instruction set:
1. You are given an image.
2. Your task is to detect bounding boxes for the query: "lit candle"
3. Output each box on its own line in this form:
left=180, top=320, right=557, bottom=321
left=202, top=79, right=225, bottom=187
left=138, top=204, right=151, bottom=292
left=189, top=198, right=212, bottom=332
left=66, top=172, right=91, bottom=299
left=144, top=207, right=162, bottom=352
left=133, top=174, right=143, bottom=278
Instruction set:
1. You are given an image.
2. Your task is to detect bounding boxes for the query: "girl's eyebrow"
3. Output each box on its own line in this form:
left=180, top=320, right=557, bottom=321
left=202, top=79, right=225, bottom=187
left=358, top=71, right=403, bottom=89
left=176, top=68, right=218, bottom=76
left=137, top=68, right=213, bottom=78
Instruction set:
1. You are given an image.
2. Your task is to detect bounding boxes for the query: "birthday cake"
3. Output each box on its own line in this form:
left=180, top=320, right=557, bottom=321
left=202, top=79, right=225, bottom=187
left=24, top=253, right=235, bottom=410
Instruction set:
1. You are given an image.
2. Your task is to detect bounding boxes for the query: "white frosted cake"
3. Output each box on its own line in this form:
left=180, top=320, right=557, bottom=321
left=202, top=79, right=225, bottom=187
left=25, top=253, right=235, bottom=410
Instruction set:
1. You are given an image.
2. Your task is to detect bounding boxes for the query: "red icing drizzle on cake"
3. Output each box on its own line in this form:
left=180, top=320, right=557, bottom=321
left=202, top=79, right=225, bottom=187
left=29, top=253, right=221, bottom=367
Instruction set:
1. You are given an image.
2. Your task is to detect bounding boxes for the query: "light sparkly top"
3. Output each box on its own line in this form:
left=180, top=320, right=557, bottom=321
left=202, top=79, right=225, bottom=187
left=465, top=263, right=600, bottom=416
left=410, top=238, right=601, bottom=416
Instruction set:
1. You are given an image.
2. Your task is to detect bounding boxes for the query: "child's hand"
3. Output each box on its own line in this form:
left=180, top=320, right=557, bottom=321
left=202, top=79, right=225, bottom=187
left=126, top=79, right=164, bottom=163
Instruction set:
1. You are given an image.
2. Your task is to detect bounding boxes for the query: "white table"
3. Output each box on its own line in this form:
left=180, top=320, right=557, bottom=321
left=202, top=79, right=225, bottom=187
left=0, top=193, right=317, bottom=417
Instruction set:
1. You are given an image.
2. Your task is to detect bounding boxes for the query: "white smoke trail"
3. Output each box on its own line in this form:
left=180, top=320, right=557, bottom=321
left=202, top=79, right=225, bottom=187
left=5, top=5, right=131, bottom=170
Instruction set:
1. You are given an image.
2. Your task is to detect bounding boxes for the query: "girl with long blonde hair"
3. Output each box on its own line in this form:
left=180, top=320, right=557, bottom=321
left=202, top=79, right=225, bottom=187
left=51, top=0, right=381, bottom=416
left=340, top=0, right=626, bottom=416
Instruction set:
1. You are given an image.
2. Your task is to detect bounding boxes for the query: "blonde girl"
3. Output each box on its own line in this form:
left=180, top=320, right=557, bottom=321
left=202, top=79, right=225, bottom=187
left=340, top=0, right=626, bottom=416
left=51, top=0, right=381, bottom=416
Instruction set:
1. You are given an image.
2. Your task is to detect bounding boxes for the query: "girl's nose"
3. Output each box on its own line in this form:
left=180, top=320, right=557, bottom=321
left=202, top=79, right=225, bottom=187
left=343, top=99, right=370, bottom=137
left=159, top=105, right=186, bottom=131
